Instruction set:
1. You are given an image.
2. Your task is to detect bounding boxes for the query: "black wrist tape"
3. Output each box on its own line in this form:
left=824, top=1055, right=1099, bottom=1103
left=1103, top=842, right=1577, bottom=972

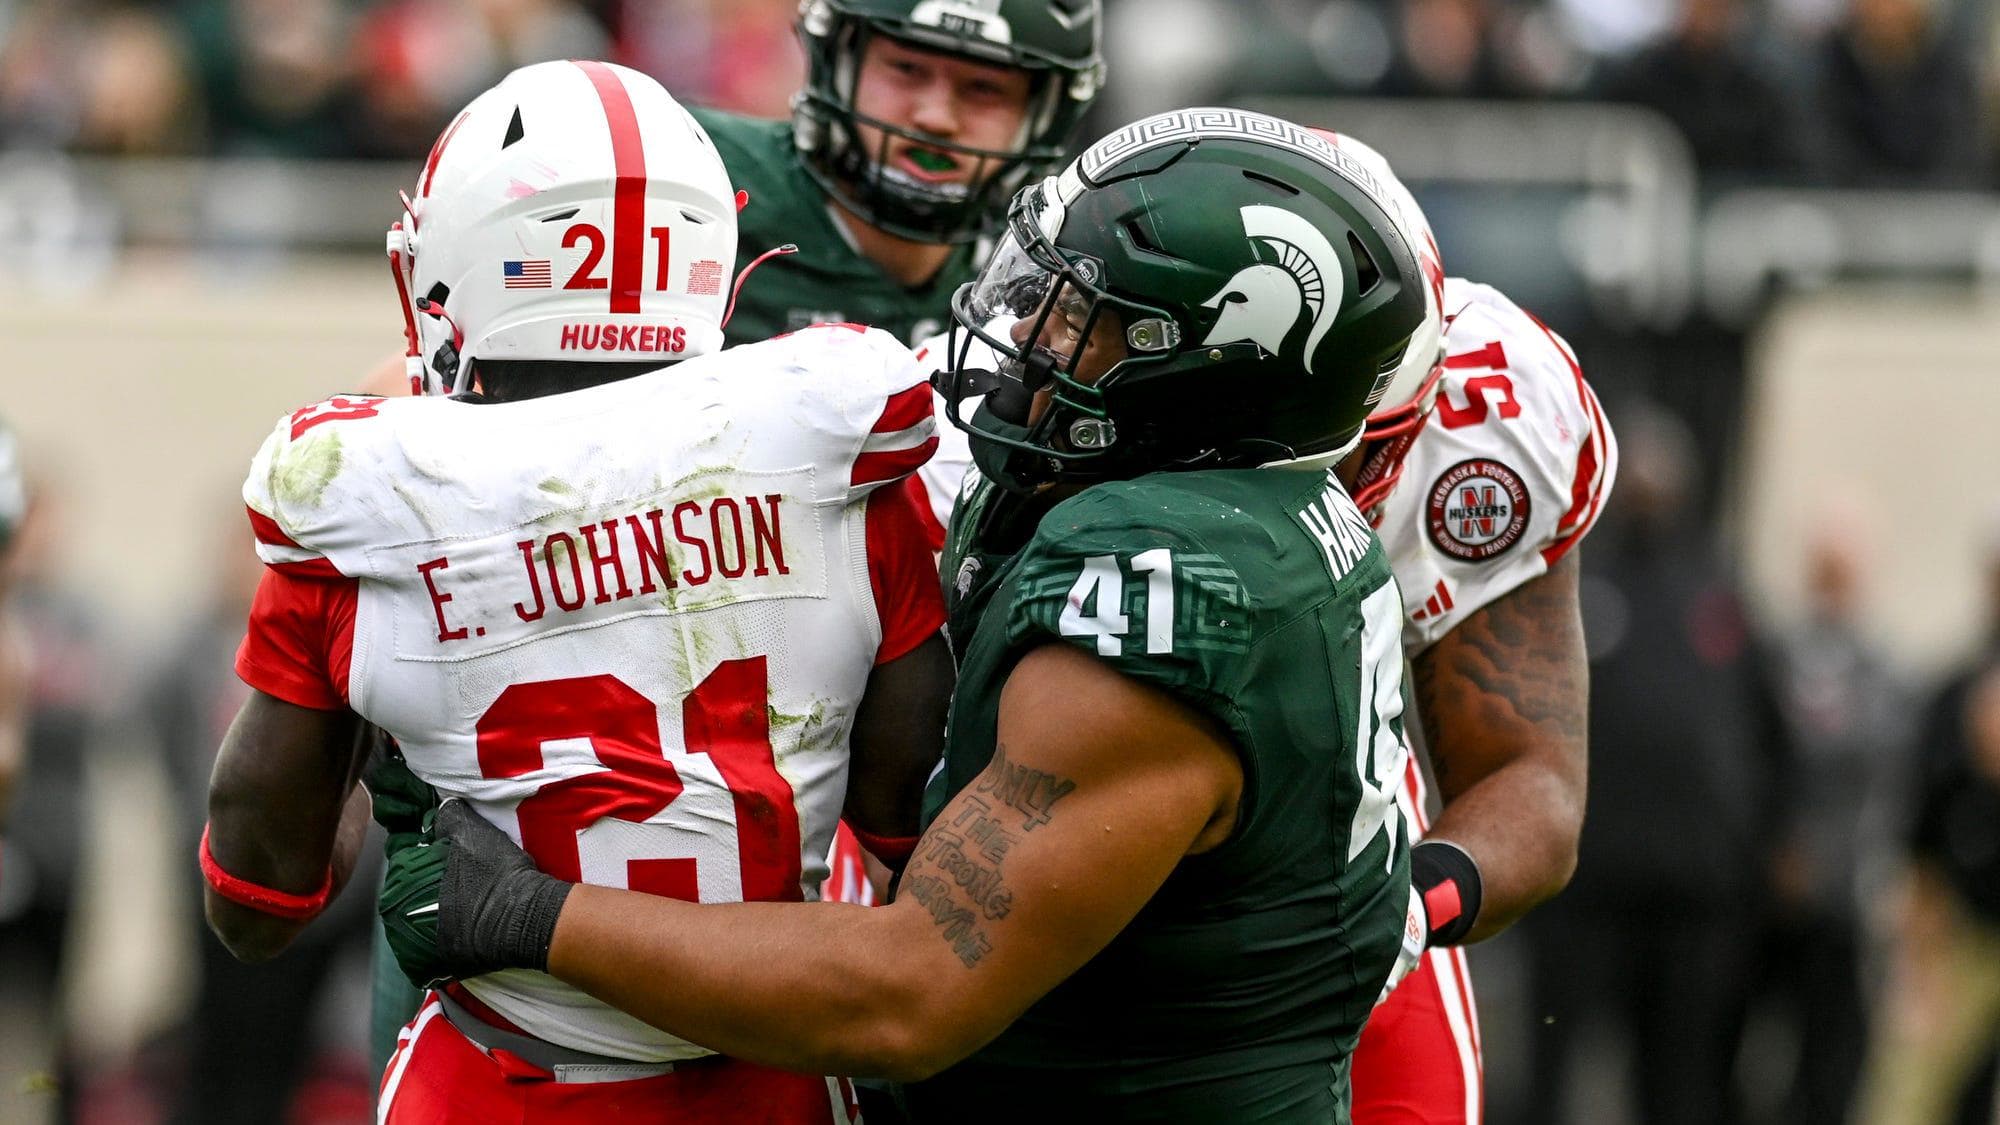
left=489, top=867, right=574, bottom=973
left=1411, top=840, right=1483, bottom=947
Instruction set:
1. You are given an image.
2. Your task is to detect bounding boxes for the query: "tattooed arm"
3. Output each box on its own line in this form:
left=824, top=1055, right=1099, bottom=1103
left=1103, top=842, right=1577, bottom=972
left=1411, top=550, right=1588, bottom=942
left=541, top=641, right=1242, bottom=1079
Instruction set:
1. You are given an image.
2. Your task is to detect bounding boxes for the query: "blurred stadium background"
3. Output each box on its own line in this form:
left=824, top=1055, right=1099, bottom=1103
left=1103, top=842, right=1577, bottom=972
left=0, top=0, right=1996, bottom=1121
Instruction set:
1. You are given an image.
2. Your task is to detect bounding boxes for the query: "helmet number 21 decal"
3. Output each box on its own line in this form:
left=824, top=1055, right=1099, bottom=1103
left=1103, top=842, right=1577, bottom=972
left=561, top=223, right=678, bottom=296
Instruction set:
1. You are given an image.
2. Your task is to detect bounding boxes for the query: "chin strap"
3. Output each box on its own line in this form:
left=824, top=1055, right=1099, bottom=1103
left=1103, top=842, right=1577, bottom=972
left=387, top=221, right=425, bottom=395
left=413, top=298, right=468, bottom=393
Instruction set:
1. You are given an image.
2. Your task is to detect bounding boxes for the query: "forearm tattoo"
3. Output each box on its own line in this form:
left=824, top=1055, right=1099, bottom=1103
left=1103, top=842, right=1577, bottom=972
left=902, top=744, right=1076, bottom=968
left=1410, top=557, right=1585, bottom=792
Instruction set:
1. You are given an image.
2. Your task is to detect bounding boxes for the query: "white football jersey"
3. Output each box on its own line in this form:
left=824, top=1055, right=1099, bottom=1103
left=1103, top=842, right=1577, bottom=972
left=1373, top=278, right=1616, bottom=654
left=243, top=324, right=937, bottom=1061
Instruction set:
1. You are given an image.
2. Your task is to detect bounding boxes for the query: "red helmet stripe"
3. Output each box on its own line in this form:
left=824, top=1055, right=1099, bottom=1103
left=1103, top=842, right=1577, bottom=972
left=574, top=61, right=647, bottom=314
left=419, top=110, right=470, bottom=200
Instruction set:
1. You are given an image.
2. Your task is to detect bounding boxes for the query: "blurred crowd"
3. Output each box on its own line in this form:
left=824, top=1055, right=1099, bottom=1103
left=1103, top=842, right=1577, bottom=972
left=1482, top=400, right=2000, bottom=1125
left=1094, top=0, right=1996, bottom=188
left=2, top=0, right=1998, bottom=1123
left=0, top=0, right=801, bottom=159
left=0, top=0, right=1994, bottom=186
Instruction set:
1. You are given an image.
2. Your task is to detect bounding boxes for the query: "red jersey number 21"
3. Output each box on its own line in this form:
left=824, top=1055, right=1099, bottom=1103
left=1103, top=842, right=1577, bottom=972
left=474, top=657, right=804, bottom=904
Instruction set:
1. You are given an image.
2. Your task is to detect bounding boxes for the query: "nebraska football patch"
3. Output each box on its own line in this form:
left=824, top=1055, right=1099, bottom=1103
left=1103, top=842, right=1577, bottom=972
left=1427, top=458, right=1530, bottom=561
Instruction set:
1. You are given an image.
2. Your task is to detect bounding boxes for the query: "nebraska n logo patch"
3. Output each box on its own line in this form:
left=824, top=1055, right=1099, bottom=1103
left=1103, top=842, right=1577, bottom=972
left=1201, top=205, right=1345, bottom=373
left=1426, top=458, right=1531, bottom=561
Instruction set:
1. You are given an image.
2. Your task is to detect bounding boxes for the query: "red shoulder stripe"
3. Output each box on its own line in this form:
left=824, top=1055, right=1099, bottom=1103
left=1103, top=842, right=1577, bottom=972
left=246, top=506, right=299, bottom=550
left=873, top=383, right=934, bottom=435
left=267, top=557, right=347, bottom=580
left=575, top=61, right=646, bottom=315
left=851, top=436, right=939, bottom=488
left=1542, top=429, right=1599, bottom=566
left=1529, top=315, right=1611, bottom=565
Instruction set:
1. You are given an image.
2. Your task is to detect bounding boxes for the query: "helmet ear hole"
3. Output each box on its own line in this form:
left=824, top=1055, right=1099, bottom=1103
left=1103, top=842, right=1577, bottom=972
left=424, top=281, right=451, bottom=307
left=1348, top=232, right=1380, bottom=296
left=1123, top=219, right=1163, bottom=255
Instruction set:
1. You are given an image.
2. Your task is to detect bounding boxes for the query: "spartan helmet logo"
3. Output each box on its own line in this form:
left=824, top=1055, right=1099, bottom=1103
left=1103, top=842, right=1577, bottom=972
left=1200, top=205, right=1347, bottom=374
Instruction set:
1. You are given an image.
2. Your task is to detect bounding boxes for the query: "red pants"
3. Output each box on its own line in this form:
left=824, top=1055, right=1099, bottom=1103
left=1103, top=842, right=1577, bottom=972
left=1353, top=757, right=1486, bottom=1124
left=1351, top=940, right=1484, bottom=1123
left=379, top=993, right=860, bottom=1123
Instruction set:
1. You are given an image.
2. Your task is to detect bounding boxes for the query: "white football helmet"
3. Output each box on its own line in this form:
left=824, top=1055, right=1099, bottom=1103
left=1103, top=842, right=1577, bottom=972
left=1309, top=129, right=1447, bottom=512
left=387, top=60, right=738, bottom=395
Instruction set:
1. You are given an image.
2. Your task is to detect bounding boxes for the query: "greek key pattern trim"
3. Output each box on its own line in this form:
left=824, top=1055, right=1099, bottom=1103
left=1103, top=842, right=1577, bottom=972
left=1077, top=107, right=1385, bottom=204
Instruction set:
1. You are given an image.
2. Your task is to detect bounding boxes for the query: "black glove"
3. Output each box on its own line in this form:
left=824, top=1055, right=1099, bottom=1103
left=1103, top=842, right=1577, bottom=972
left=379, top=800, right=575, bottom=984
left=362, top=731, right=439, bottom=858
left=445, top=800, right=572, bottom=975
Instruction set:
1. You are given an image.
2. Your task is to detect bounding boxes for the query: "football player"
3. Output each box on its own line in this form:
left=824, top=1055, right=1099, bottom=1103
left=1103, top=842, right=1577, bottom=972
left=203, top=61, right=953, bottom=1122
left=352, top=0, right=1105, bottom=1067
left=909, top=129, right=1615, bottom=1123
left=1333, top=133, right=1613, bottom=1124
left=379, top=106, right=1431, bottom=1121
left=696, top=0, right=1103, bottom=347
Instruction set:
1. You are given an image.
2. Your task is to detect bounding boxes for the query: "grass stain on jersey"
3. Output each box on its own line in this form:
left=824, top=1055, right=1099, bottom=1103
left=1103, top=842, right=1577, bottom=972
left=766, top=699, right=829, bottom=761
left=388, top=476, right=441, bottom=536
left=673, top=462, right=743, bottom=506
left=545, top=534, right=574, bottom=570
left=659, top=598, right=742, bottom=693
left=274, top=431, right=344, bottom=508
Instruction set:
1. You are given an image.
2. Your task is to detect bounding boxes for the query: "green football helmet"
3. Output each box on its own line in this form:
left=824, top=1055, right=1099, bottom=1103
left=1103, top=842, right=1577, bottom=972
left=792, top=0, right=1105, bottom=244
left=938, top=107, right=1434, bottom=490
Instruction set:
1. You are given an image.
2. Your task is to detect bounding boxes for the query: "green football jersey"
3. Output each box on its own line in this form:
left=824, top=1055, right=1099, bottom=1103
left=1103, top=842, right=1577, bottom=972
left=908, top=467, right=1413, bottom=1123
left=688, top=108, right=981, bottom=348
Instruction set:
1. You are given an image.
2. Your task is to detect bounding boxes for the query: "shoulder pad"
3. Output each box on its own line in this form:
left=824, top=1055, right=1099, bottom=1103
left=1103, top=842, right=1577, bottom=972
left=740, top=324, right=938, bottom=501
left=1383, top=282, right=1617, bottom=650
left=242, top=394, right=395, bottom=578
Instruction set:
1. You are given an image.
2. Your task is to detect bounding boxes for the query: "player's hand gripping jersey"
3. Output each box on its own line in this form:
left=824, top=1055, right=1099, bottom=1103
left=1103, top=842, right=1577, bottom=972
left=1361, top=277, right=1615, bottom=655
left=237, top=325, right=942, bottom=1062
left=918, top=467, right=1413, bottom=1119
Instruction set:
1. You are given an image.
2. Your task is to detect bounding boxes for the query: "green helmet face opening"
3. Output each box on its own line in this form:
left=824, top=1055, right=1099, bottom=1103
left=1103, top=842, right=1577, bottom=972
left=793, top=0, right=1104, bottom=244
left=935, top=108, right=1432, bottom=492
